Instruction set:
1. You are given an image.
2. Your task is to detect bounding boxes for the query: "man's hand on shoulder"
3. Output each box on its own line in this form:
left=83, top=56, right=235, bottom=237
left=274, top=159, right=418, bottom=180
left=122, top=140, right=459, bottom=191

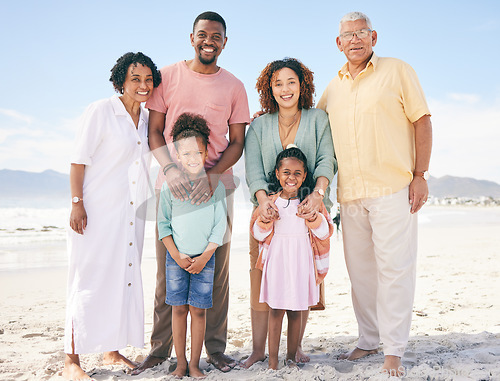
left=164, top=166, right=191, bottom=201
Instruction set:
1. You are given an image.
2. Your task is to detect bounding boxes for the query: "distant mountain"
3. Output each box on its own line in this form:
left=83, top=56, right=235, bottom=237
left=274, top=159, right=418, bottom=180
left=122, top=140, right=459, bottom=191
left=428, top=175, right=500, bottom=198
left=1, top=169, right=499, bottom=208
left=0, top=169, right=70, bottom=207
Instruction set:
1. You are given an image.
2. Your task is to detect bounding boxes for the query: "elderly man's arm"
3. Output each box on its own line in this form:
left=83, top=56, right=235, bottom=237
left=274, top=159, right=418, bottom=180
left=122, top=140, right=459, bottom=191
left=409, top=114, right=432, bottom=214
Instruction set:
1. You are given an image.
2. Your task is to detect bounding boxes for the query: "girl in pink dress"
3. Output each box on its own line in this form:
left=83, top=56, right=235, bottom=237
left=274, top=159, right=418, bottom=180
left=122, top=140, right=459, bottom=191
left=250, top=146, right=333, bottom=370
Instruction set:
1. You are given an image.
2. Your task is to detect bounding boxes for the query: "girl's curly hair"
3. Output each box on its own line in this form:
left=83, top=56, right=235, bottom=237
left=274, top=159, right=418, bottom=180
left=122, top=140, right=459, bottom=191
left=171, top=112, right=210, bottom=148
left=268, top=146, right=315, bottom=202
left=109, top=52, right=162, bottom=94
left=256, top=57, right=315, bottom=114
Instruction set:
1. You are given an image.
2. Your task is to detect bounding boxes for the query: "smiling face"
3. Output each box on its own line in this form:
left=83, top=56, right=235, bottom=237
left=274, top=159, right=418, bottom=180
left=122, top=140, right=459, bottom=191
left=271, top=67, right=301, bottom=112
left=336, top=19, right=377, bottom=68
left=275, top=157, right=307, bottom=198
left=121, top=63, right=154, bottom=103
left=176, top=136, right=208, bottom=179
left=191, top=19, right=227, bottom=66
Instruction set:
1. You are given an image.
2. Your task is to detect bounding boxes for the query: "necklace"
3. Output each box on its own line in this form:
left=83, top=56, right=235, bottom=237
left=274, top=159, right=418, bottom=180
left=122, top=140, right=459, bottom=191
left=278, top=109, right=300, bottom=128
left=278, top=109, right=301, bottom=149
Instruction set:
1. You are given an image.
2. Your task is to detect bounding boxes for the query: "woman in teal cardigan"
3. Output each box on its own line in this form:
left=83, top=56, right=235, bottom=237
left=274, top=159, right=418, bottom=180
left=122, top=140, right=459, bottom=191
left=243, top=58, right=337, bottom=368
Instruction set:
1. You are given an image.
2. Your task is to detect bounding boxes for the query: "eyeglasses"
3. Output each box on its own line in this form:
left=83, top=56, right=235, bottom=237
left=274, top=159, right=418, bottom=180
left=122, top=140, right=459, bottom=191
left=339, top=28, right=372, bottom=41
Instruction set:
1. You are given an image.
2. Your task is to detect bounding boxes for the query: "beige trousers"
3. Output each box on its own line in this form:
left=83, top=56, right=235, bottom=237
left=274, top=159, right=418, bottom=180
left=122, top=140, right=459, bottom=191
left=149, top=189, right=234, bottom=358
left=340, top=187, right=417, bottom=357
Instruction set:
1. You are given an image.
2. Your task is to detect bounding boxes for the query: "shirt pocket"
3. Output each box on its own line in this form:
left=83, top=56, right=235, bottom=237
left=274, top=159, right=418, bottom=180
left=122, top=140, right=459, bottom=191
left=203, top=103, right=229, bottom=130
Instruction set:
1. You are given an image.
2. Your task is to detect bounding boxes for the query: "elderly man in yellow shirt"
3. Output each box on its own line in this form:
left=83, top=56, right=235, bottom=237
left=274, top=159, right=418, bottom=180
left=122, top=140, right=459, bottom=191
left=318, top=11, right=432, bottom=377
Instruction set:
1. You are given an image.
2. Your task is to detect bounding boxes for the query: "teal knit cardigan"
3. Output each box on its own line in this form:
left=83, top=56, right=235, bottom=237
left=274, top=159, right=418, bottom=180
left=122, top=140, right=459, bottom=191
left=244, top=108, right=337, bottom=211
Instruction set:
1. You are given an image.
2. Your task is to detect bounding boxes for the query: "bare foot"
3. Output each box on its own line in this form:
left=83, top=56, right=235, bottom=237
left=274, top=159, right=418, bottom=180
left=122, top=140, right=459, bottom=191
left=295, top=346, right=310, bottom=363
left=188, top=363, right=206, bottom=379
left=62, top=355, right=93, bottom=381
left=207, top=352, right=237, bottom=372
left=171, top=361, right=188, bottom=379
left=130, top=355, right=166, bottom=375
left=241, top=352, right=267, bottom=369
left=102, top=351, right=137, bottom=369
left=284, top=358, right=299, bottom=369
left=338, top=347, right=378, bottom=360
left=268, top=358, right=278, bottom=370
left=381, top=355, right=405, bottom=377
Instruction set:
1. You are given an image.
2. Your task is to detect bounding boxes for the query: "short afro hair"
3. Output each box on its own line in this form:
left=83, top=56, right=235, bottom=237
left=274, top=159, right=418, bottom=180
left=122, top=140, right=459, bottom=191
left=256, top=57, right=315, bottom=114
left=171, top=112, right=211, bottom=149
left=109, top=52, right=161, bottom=94
left=193, top=11, right=226, bottom=35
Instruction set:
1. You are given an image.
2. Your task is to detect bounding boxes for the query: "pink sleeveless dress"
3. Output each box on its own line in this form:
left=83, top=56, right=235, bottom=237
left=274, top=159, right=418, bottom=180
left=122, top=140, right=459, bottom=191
left=259, top=197, right=319, bottom=311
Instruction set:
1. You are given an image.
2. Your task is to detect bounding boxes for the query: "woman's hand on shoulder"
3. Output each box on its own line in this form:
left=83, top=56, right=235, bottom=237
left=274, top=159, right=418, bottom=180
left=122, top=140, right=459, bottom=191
left=69, top=204, right=87, bottom=235
left=297, top=191, right=322, bottom=219
left=257, top=196, right=279, bottom=222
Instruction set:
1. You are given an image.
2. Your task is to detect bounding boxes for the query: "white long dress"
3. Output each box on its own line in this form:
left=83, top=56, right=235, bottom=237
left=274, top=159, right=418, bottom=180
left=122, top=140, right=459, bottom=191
left=64, top=95, right=152, bottom=354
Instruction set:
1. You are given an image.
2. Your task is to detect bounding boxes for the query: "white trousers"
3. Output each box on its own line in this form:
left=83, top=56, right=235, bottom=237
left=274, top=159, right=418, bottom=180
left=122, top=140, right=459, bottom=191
left=340, top=187, right=417, bottom=357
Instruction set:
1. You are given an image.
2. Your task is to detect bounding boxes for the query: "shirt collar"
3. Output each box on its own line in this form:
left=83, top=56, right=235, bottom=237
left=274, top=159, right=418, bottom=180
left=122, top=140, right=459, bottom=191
left=338, top=53, right=379, bottom=79
left=110, top=94, right=148, bottom=124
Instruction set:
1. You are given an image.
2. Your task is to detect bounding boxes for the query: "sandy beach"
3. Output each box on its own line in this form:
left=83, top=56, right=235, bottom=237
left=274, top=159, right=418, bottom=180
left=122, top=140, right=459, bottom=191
left=1, top=205, right=499, bottom=380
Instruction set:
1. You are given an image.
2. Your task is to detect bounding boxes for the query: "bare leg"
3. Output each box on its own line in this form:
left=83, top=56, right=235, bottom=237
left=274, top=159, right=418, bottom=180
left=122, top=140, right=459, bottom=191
left=171, top=305, right=189, bottom=378
left=62, top=333, right=92, bottom=381
left=381, top=355, right=405, bottom=377
left=295, top=309, right=310, bottom=363
left=102, top=351, right=137, bottom=369
left=188, top=306, right=207, bottom=378
left=241, top=309, right=268, bottom=368
left=339, top=347, right=378, bottom=360
left=268, top=309, right=285, bottom=370
left=285, top=310, right=301, bottom=368
left=62, top=354, right=92, bottom=381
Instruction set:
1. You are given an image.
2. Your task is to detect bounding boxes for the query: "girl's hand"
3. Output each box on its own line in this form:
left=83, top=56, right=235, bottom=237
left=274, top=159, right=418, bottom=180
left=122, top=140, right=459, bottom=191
left=174, top=253, right=195, bottom=269
left=297, top=191, right=322, bottom=220
left=186, top=255, right=209, bottom=274
left=258, top=197, right=279, bottom=223
left=69, top=204, right=87, bottom=235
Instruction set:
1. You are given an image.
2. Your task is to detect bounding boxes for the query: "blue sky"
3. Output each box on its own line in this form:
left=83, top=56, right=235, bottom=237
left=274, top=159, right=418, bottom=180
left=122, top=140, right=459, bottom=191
left=1, top=0, right=500, bottom=183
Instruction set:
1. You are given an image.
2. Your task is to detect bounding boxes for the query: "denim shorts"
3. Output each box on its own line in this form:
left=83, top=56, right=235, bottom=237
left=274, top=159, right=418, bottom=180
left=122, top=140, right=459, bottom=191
left=165, top=251, right=215, bottom=309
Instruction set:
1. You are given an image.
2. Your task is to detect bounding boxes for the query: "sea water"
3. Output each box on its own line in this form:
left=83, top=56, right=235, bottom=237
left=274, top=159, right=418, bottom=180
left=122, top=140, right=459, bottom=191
left=2, top=204, right=499, bottom=272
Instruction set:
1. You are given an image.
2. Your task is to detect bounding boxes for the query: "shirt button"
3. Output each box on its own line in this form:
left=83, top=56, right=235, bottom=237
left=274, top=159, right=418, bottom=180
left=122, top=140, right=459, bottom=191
left=129, top=263, right=133, bottom=267
left=137, top=141, right=141, bottom=145
left=130, top=222, right=134, bottom=226
left=135, top=161, right=139, bottom=165
left=130, top=201, right=134, bottom=205
left=128, top=283, right=132, bottom=286
left=132, top=181, right=136, bottom=184
left=129, top=242, right=133, bottom=246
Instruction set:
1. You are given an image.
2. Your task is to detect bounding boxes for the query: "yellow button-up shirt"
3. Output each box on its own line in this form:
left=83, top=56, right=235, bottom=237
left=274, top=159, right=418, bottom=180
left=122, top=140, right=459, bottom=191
left=318, top=54, right=431, bottom=203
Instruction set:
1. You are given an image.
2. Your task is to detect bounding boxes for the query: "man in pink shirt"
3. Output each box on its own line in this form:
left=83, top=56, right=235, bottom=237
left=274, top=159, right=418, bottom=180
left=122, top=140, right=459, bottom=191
left=132, top=11, right=250, bottom=375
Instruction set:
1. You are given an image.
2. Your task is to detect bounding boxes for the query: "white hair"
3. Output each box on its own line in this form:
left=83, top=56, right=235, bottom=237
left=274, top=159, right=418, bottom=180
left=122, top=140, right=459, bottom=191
left=339, top=11, right=372, bottom=34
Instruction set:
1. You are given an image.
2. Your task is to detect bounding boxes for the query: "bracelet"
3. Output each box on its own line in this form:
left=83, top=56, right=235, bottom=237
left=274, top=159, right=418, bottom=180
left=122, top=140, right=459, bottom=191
left=162, top=163, right=177, bottom=176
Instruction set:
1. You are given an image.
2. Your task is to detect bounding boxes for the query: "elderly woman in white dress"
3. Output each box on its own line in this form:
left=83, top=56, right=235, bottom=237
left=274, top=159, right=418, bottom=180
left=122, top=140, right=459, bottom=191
left=63, top=52, right=161, bottom=381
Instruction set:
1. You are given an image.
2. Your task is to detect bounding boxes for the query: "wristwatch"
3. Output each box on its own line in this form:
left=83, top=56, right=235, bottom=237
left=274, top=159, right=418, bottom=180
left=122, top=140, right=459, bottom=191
left=314, top=188, right=325, bottom=197
left=414, top=171, right=430, bottom=181
left=72, top=196, right=83, bottom=204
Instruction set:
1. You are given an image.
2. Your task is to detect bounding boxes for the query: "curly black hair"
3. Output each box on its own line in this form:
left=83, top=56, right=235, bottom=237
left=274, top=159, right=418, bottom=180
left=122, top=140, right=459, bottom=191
left=109, top=52, right=161, bottom=94
left=256, top=57, right=315, bottom=114
left=268, top=147, right=316, bottom=202
left=171, top=112, right=210, bottom=149
left=193, top=11, right=226, bottom=35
